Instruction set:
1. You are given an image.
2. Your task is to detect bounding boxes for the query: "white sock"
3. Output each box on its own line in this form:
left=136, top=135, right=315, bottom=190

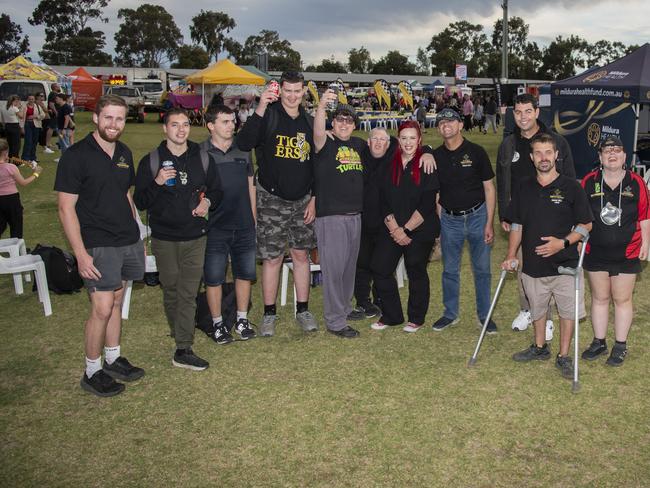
left=237, top=311, right=247, bottom=320
left=85, top=357, right=102, bottom=378
left=104, top=345, right=120, bottom=365
left=212, top=316, right=223, bottom=325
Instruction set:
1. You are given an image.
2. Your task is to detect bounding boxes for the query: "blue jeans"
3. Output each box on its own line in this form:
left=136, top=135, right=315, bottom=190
left=440, top=203, right=492, bottom=320
left=58, top=129, right=72, bottom=153
left=21, top=121, right=39, bottom=161
left=203, top=226, right=256, bottom=286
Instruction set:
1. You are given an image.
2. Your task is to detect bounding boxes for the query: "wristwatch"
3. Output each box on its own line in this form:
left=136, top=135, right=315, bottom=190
left=403, top=227, right=413, bottom=238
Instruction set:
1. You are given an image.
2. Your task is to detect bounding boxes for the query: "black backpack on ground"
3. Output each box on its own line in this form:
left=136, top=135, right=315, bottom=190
left=30, top=244, right=83, bottom=294
left=195, top=282, right=252, bottom=335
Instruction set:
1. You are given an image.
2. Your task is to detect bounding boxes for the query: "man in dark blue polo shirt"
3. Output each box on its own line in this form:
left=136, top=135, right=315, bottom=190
left=432, top=108, right=497, bottom=333
left=201, top=105, right=257, bottom=344
left=55, top=95, right=145, bottom=397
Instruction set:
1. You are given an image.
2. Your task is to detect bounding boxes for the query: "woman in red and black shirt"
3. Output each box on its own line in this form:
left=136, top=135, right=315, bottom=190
left=580, top=136, right=650, bottom=366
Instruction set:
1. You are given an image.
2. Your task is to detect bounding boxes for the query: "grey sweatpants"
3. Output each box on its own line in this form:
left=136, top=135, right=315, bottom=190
left=314, top=214, right=362, bottom=331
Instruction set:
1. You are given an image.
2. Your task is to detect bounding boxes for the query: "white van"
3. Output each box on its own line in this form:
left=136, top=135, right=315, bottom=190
left=0, top=80, right=52, bottom=109
left=131, top=78, right=163, bottom=108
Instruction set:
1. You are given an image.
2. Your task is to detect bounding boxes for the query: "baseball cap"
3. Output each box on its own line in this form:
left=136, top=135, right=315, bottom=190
left=436, top=108, right=462, bottom=126
left=599, top=135, right=623, bottom=150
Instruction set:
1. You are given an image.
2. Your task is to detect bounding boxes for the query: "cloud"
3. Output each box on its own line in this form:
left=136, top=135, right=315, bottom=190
left=9, top=0, right=649, bottom=67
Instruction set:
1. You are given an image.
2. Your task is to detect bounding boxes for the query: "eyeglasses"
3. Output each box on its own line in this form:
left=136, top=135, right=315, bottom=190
left=369, top=136, right=389, bottom=142
left=601, top=146, right=624, bottom=155
left=334, top=115, right=354, bottom=124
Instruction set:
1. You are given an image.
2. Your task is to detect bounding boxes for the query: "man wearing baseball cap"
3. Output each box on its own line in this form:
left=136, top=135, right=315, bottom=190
left=431, top=108, right=498, bottom=333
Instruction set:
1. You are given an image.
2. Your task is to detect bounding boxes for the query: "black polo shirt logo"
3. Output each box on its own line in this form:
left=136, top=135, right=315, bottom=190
left=622, top=185, right=634, bottom=198
left=460, top=154, right=473, bottom=167
left=116, top=155, right=129, bottom=169
left=550, top=188, right=564, bottom=204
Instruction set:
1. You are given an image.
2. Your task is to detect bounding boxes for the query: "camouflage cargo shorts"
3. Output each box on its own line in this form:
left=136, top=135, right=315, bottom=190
left=256, top=182, right=315, bottom=260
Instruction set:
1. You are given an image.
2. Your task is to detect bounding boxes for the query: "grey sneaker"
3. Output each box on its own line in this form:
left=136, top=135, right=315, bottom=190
left=296, top=310, right=318, bottom=332
left=512, top=343, right=551, bottom=362
left=260, top=314, right=277, bottom=337
left=556, top=355, right=574, bottom=379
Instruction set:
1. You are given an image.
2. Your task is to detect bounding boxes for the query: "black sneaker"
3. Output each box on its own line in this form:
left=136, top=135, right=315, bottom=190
left=347, top=307, right=366, bottom=321
left=581, top=338, right=608, bottom=361
left=102, top=356, right=145, bottom=382
left=172, top=348, right=209, bottom=371
left=606, top=343, right=628, bottom=367
left=556, top=355, right=574, bottom=379
left=432, top=316, right=459, bottom=331
left=80, top=370, right=125, bottom=397
left=211, top=322, right=234, bottom=345
left=512, top=343, right=551, bottom=362
left=360, top=302, right=381, bottom=318
left=327, top=325, right=360, bottom=338
left=234, top=318, right=256, bottom=340
left=478, top=318, right=498, bottom=335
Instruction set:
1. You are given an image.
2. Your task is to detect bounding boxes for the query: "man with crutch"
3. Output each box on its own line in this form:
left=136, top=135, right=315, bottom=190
left=501, top=133, right=593, bottom=380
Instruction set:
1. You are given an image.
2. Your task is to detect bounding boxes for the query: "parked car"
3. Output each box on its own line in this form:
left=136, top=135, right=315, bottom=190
left=104, top=85, right=145, bottom=123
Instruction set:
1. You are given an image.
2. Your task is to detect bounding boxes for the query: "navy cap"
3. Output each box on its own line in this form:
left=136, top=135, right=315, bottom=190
left=599, top=135, right=624, bottom=150
left=436, top=108, right=462, bottom=126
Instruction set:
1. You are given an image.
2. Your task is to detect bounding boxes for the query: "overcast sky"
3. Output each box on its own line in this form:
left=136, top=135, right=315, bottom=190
left=6, top=0, right=650, bottom=67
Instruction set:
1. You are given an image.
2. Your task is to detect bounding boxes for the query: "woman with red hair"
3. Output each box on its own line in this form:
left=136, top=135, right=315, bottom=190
left=370, top=121, right=440, bottom=332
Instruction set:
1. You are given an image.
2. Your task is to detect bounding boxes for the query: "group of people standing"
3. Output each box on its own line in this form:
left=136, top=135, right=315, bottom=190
left=50, top=74, right=648, bottom=398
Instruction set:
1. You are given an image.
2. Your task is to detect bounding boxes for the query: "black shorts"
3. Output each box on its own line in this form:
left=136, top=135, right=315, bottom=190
left=584, top=254, right=641, bottom=276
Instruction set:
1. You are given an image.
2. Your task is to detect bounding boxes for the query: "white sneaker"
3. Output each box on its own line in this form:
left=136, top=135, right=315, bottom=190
left=44, top=147, right=54, bottom=154
left=403, top=323, right=423, bottom=333
left=511, top=310, right=532, bottom=331
left=545, top=320, right=554, bottom=342
left=54, top=158, right=60, bottom=163
left=371, top=322, right=387, bottom=330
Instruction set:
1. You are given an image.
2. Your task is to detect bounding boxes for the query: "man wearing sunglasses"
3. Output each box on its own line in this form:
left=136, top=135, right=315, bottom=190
left=237, top=71, right=318, bottom=336
left=313, top=95, right=366, bottom=338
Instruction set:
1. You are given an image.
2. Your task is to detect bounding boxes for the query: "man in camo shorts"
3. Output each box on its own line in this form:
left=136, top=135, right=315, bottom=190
left=237, top=71, right=318, bottom=336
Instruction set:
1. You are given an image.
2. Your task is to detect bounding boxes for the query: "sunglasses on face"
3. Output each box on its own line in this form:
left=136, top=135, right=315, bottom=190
left=334, top=115, right=354, bottom=124
left=601, top=147, right=623, bottom=155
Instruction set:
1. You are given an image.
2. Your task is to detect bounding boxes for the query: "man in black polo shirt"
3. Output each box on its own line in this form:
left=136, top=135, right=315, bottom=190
left=432, top=108, right=497, bottom=333
left=237, top=71, right=318, bottom=337
left=502, top=132, right=592, bottom=379
left=55, top=95, right=145, bottom=397
left=200, top=104, right=257, bottom=345
left=134, top=108, right=222, bottom=371
left=497, top=93, right=575, bottom=337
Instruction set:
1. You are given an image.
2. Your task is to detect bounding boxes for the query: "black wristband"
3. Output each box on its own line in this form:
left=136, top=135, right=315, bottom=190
left=563, top=238, right=570, bottom=249
left=403, top=227, right=413, bottom=238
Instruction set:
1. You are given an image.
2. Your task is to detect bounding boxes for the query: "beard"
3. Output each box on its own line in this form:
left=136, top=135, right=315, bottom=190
left=96, top=125, right=123, bottom=143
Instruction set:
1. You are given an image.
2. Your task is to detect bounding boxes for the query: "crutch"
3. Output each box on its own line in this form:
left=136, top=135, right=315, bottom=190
left=558, top=234, right=589, bottom=393
left=468, top=269, right=509, bottom=367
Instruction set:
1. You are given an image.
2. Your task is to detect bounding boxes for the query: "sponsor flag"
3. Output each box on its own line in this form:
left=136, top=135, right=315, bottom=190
left=335, top=78, right=348, bottom=105
left=374, top=79, right=391, bottom=110
left=307, top=80, right=319, bottom=104
left=398, top=81, right=414, bottom=110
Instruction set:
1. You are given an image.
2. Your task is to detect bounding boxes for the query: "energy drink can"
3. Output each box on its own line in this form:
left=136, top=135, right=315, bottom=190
left=268, top=80, right=280, bottom=97
left=162, top=160, right=175, bottom=186
left=327, top=83, right=339, bottom=111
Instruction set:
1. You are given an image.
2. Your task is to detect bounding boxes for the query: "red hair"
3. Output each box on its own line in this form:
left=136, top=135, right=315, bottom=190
left=391, top=121, right=422, bottom=186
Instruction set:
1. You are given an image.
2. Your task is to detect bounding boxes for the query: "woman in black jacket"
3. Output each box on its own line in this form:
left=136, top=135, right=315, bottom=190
left=370, top=121, right=440, bottom=333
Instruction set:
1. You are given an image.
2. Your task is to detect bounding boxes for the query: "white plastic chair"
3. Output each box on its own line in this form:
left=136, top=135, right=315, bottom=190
left=121, top=213, right=154, bottom=320
left=359, top=119, right=371, bottom=131
left=0, top=237, right=30, bottom=293
left=0, top=254, right=52, bottom=316
left=280, top=261, right=321, bottom=313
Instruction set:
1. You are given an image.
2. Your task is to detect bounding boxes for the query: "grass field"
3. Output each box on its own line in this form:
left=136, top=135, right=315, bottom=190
left=1, top=112, right=649, bottom=487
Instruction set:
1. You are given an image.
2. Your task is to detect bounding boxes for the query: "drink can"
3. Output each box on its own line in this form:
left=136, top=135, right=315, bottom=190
left=162, top=160, right=175, bottom=186
left=327, top=83, right=339, bottom=111
left=268, top=80, right=280, bottom=97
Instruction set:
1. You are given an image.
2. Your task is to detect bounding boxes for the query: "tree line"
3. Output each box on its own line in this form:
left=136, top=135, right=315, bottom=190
left=0, top=1, right=640, bottom=80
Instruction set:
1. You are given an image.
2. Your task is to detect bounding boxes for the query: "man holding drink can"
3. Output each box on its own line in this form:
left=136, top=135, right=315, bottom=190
left=237, top=71, right=318, bottom=337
